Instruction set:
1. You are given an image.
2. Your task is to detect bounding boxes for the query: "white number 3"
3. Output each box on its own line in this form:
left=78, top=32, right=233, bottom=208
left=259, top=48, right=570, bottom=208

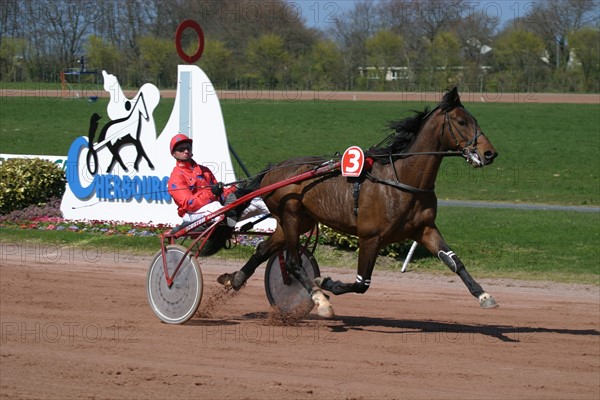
left=342, top=146, right=365, bottom=177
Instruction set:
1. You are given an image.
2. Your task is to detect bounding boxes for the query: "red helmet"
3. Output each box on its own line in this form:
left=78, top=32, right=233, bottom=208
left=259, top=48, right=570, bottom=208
left=170, top=134, right=193, bottom=153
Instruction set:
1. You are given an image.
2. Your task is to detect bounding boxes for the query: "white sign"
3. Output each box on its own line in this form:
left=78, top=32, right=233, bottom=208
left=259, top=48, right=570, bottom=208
left=60, top=66, right=236, bottom=225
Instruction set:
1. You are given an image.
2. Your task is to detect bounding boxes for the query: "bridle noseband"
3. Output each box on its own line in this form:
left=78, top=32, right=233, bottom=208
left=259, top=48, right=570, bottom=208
left=440, top=107, right=483, bottom=166
left=365, top=105, right=485, bottom=193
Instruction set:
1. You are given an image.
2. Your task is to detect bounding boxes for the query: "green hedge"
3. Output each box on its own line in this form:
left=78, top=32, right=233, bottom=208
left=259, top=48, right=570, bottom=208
left=318, top=224, right=413, bottom=259
left=0, top=158, right=66, bottom=214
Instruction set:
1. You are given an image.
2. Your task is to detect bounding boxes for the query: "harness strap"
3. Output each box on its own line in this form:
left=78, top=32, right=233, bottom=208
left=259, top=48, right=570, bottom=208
left=351, top=178, right=362, bottom=216
left=366, top=172, right=434, bottom=193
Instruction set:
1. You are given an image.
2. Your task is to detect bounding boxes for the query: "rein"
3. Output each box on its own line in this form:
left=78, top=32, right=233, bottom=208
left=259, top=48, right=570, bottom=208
left=230, top=105, right=482, bottom=196
left=365, top=172, right=435, bottom=193
left=365, top=106, right=481, bottom=194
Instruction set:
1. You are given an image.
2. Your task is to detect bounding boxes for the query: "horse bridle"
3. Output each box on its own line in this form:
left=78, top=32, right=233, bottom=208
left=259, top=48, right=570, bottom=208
left=440, top=106, right=484, bottom=167
left=365, top=105, right=485, bottom=193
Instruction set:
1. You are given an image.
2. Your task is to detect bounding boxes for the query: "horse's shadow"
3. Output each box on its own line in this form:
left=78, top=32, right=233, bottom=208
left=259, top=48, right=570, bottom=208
left=186, top=312, right=600, bottom=343
left=228, top=312, right=599, bottom=343
left=330, top=315, right=600, bottom=343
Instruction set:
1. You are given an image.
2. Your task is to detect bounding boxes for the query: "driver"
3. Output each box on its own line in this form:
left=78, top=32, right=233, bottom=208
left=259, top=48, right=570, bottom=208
left=167, top=133, right=268, bottom=226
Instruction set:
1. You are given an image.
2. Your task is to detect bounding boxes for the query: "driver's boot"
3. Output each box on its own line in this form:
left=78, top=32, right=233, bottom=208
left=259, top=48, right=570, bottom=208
left=223, top=193, right=238, bottom=227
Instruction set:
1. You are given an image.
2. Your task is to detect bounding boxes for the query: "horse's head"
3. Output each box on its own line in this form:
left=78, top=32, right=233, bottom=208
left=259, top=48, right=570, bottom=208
left=436, top=87, right=498, bottom=167
left=102, top=70, right=129, bottom=120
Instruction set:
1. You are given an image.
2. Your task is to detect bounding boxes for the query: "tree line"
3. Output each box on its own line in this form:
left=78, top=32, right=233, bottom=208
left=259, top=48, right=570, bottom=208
left=1, top=0, right=598, bottom=93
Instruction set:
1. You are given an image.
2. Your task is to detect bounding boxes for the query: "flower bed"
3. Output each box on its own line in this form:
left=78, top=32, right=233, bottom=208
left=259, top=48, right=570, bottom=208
left=0, top=197, right=170, bottom=237
left=1, top=216, right=170, bottom=237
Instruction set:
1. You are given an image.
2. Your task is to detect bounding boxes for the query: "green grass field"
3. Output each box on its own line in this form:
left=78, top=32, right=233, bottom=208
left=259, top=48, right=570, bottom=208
left=2, top=97, right=598, bottom=205
left=1, top=96, right=598, bottom=283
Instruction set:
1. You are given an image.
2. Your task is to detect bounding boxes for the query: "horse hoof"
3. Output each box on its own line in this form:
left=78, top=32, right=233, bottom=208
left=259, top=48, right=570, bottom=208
left=231, top=271, right=247, bottom=291
left=314, top=276, right=332, bottom=290
left=317, top=304, right=335, bottom=318
left=312, top=289, right=335, bottom=318
left=216, top=273, right=233, bottom=288
left=479, top=293, right=499, bottom=308
left=217, top=272, right=246, bottom=291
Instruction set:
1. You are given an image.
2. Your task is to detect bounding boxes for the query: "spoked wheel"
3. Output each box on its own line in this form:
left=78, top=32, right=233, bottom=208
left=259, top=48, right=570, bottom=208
left=147, top=244, right=203, bottom=324
left=264, top=248, right=320, bottom=318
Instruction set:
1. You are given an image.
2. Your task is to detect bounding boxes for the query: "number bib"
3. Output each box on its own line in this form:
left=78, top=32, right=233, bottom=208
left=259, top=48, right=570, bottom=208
left=341, top=146, right=365, bottom=177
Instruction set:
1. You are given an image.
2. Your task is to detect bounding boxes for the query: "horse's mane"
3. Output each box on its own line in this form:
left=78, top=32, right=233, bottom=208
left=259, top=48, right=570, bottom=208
left=250, top=89, right=465, bottom=173
left=365, top=87, right=463, bottom=164
left=365, top=108, right=430, bottom=164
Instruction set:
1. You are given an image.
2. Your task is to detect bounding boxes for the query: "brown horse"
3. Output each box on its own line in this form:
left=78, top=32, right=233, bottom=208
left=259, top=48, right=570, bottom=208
left=219, top=87, right=499, bottom=317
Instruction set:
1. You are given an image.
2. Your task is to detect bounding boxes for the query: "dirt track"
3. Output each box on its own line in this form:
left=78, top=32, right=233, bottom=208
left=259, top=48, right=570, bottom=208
left=1, top=89, right=598, bottom=104
left=1, top=247, right=598, bottom=399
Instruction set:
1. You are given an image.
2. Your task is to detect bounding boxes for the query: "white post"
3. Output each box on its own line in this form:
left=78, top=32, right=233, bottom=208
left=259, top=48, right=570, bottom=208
left=401, top=241, right=418, bottom=273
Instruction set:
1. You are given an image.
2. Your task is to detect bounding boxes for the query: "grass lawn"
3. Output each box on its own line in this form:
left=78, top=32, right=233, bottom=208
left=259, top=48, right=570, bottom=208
left=1, top=97, right=598, bottom=205
left=1, top=96, right=598, bottom=284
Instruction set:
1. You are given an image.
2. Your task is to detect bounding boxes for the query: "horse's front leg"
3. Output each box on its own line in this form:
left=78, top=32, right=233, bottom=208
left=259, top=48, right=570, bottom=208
left=316, top=236, right=380, bottom=295
left=419, top=225, right=498, bottom=308
left=283, top=241, right=334, bottom=318
left=106, top=143, right=128, bottom=172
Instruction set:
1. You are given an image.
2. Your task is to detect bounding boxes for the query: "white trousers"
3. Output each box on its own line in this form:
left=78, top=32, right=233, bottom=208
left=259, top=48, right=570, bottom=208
left=183, top=197, right=270, bottom=223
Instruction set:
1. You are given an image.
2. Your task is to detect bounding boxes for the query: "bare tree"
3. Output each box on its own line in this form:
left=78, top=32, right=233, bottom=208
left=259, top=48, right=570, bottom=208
left=0, top=0, right=20, bottom=80
left=526, top=0, right=599, bottom=69
left=327, top=0, right=381, bottom=89
left=44, top=0, right=99, bottom=67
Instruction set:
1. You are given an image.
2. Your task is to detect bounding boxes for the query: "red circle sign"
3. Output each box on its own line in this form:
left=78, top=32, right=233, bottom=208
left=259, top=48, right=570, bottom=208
left=341, top=146, right=365, bottom=177
left=175, top=20, right=205, bottom=64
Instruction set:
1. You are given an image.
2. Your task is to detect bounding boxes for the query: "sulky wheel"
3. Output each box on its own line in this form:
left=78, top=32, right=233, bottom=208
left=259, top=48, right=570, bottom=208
left=264, top=248, right=320, bottom=318
left=147, top=244, right=203, bottom=324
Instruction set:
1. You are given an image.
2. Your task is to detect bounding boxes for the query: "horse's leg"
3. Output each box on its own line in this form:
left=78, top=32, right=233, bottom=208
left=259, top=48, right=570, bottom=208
left=134, top=121, right=155, bottom=170
left=133, top=148, right=154, bottom=171
left=217, top=227, right=285, bottom=290
left=107, top=156, right=118, bottom=173
left=419, top=225, right=498, bottom=308
left=138, top=147, right=155, bottom=169
left=107, top=143, right=128, bottom=172
left=279, top=241, right=333, bottom=318
left=316, top=235, right=380, bottom=295
left=279, top=218, right=334, bottom=318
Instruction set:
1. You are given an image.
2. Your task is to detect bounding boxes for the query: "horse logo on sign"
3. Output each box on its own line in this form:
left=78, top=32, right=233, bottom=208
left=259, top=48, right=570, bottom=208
left=85, top=72, right=159, bottom=174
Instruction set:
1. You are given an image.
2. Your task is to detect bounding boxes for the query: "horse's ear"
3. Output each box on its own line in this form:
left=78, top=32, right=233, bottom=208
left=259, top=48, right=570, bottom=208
left=441, top=87, right=461, bottom=109
left=448, top=87, right=460, bottom=102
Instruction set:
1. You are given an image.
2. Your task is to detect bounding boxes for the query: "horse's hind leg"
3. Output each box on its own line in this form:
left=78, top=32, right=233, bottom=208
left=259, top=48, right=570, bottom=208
left=217, top=226, right=285, bottom=290
left=133, top=142, right=154, bottom=171
left=134, top=121, right=154, bottom=170
left=419, top=225, right=498, bottom=308
left=316, top=235, right=380, bottom=295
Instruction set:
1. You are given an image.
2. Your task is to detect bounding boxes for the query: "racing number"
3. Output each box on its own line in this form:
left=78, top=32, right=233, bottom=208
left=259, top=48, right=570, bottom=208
left=341, top=146, right=365, bottom=177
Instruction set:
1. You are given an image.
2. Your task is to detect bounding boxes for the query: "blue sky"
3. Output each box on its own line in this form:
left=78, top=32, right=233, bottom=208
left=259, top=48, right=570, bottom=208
left=294, top=0, right=539, bottom=30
